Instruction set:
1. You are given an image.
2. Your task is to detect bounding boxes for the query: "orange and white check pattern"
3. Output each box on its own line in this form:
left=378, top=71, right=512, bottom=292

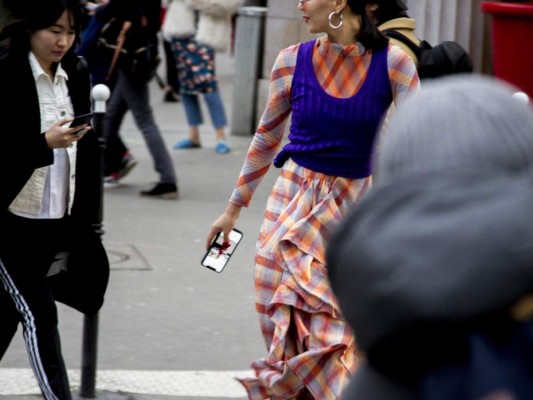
left=230, top=36, right=419, bottom=208
left=233, top=36, right=419, bottom=399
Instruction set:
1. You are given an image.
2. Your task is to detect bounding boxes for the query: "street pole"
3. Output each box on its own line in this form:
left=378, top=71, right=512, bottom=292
left=79, top=84, right=110, bottom=399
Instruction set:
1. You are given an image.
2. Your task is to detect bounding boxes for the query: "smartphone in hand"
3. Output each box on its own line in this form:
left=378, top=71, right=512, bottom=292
left=69, top=113, right=93, bottom=137
left=69, top=113, right=93, bottom=128
left=201, top=228, right=243, bottom=273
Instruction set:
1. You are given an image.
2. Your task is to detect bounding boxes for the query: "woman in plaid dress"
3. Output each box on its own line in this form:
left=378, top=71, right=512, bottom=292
left=207, top=0, right=419, bottom=398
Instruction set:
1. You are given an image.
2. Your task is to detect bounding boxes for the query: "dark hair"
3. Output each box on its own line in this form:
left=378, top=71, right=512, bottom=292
left=346, top=0, right=389, bottom=51
left=370, top=0, right=409, bottom=24
left=0, top=0, right=83, bottom=58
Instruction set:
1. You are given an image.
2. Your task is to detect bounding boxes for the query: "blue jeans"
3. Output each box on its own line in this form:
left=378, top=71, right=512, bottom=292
left=181, top=92, right=227, bottom=129
left=103, top=71, right=177, bottom=184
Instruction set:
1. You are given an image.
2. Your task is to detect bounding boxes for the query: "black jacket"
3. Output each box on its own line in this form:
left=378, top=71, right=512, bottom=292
left=0, top=51, right=94, bottom=210
left=0, top=50, right=109, bottom=314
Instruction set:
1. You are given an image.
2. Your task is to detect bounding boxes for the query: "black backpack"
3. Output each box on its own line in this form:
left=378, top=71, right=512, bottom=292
left=96, top=17, right=161, bottom=84
left=383, top=30, right=474, bottom=80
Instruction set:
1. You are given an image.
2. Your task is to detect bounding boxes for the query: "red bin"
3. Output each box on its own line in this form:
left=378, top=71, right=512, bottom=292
left=481, top=2, right=533, bottom=98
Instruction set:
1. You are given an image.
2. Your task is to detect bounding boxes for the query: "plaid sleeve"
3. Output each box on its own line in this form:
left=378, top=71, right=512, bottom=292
left=387, top=44, right=421, bottom=105
left=229, top=44, right=299, bottom=207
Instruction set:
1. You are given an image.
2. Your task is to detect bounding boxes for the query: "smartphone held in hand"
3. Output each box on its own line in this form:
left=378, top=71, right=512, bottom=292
left=69, top=113, right=93, bottom=137
left=201, top=228, right=243, bottom=273
left=69, top=112, right=93, bottom=128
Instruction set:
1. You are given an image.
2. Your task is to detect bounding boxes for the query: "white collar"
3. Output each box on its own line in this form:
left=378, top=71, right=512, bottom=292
left=28, top=51, right=69, bottom=81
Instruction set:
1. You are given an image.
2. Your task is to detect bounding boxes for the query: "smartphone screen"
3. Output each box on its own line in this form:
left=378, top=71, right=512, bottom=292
left=201, top=228, right=243, bottom=273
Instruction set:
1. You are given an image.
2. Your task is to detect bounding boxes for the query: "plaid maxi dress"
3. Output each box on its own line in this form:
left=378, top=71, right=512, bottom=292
left=239, top=159, right=371, bottom=399
left=231, top=37, right=420, bottom=399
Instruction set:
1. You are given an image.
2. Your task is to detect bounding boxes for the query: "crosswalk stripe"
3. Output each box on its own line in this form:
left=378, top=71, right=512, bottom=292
left=0, top=369, right=254, bottom=397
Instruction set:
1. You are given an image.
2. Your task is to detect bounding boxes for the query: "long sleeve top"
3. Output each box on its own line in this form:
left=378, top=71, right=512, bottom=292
left=230, top=36, right=420, bottom=207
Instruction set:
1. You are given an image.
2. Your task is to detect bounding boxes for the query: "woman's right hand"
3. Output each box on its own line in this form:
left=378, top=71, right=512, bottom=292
left=206, top=202, right=242, bottom=250
left=44, top=118, right=89, bottom=149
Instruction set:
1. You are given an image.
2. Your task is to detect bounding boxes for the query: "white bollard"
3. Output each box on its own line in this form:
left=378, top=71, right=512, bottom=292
left=91, top=84, right=111, bottom=113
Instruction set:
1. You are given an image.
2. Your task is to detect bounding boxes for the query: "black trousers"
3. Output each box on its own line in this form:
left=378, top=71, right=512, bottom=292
left=163, top=38, right=179, bottom=93
left=0, top=212, right=73, bottom=400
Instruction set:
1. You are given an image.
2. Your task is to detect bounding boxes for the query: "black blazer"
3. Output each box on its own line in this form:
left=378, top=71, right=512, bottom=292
left=0, top=50, right=109, bottom=314
left=0, top=51, right=94, bottom=210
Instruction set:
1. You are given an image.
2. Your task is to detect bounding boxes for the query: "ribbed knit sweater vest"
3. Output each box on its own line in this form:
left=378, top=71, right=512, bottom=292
left=274, top=40, right=392, bottom=179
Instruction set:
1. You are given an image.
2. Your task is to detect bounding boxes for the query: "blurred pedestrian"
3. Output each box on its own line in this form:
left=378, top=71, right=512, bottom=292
left=162, top=0, right=241, bottom=155
left=160, top=0, right=180, bottom=103
left=76, top=0, right=140, bottom=185
left=99, top=0, right=179, bottom=198
left=365, top=0, right=420, bottom=63
left=327, top=76, right=533, bottom=400
left=367, top=0, right=472, bottom=80
left=77, top=0, right=112, bottom=85
left=206, top=0, right=419, bottom=397
left=0, top=1, right=109, bottom=398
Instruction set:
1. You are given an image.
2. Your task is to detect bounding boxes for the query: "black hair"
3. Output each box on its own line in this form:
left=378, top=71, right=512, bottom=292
left=370, top=0, right=409, bottom=24
left=346, top=0, right=389, bottom=51
left=0, top=0, right=83, bottom=59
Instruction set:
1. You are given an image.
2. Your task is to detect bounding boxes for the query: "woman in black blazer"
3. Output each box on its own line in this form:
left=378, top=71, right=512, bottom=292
left=0, top=1, right=109, bottom=399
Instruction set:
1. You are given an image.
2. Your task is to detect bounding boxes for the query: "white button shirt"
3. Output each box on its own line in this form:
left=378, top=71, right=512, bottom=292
left=9, top=52, right=77, bottom=219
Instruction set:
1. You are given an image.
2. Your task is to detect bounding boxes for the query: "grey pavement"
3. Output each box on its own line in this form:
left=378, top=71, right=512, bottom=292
left=0, top=52, right=280, bottom=399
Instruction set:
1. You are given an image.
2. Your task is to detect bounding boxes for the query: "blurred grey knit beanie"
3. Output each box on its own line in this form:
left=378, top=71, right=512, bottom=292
left=375, top=74, right=533, bottom=180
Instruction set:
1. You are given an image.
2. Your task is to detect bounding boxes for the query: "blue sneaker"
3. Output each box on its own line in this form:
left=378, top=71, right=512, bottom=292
left=173, top=138, right=201, bottom=149
left=215, top=141, right=231, bottom=154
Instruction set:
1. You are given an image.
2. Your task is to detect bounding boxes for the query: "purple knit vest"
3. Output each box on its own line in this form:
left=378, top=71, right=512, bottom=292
left=273, top=40, right=392, bottom=179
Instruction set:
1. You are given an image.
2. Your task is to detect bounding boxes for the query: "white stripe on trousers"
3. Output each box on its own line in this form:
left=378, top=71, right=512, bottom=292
left=0, top=258, right=59, bottom=400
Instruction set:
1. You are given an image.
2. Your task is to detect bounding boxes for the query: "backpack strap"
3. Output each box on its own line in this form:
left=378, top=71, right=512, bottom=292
left=106, top=20, right=132, bottom=81
left=77, top=55, right=89, bottom=73
left=381, top=29, right=425, bottom=62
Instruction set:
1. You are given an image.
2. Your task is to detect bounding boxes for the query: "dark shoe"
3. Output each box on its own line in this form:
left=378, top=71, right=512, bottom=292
left=118, top=152, right=138, bottom=179
left=164, top=91, right=180, bottom=103
left=140, top=183, right=178, bottom=199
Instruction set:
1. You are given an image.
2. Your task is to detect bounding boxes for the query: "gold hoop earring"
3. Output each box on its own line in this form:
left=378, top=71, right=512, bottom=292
left=328, top=11, right=343, bottom=29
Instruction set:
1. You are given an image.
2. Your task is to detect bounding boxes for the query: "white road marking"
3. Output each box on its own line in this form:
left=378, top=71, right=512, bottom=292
left=0, top=369, right=254, bottom=397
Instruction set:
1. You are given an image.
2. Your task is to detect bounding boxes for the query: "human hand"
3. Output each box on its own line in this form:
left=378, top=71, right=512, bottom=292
left=206, top=202, right=242, bottom=251
left=44, top=118, right=91, bottom=149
